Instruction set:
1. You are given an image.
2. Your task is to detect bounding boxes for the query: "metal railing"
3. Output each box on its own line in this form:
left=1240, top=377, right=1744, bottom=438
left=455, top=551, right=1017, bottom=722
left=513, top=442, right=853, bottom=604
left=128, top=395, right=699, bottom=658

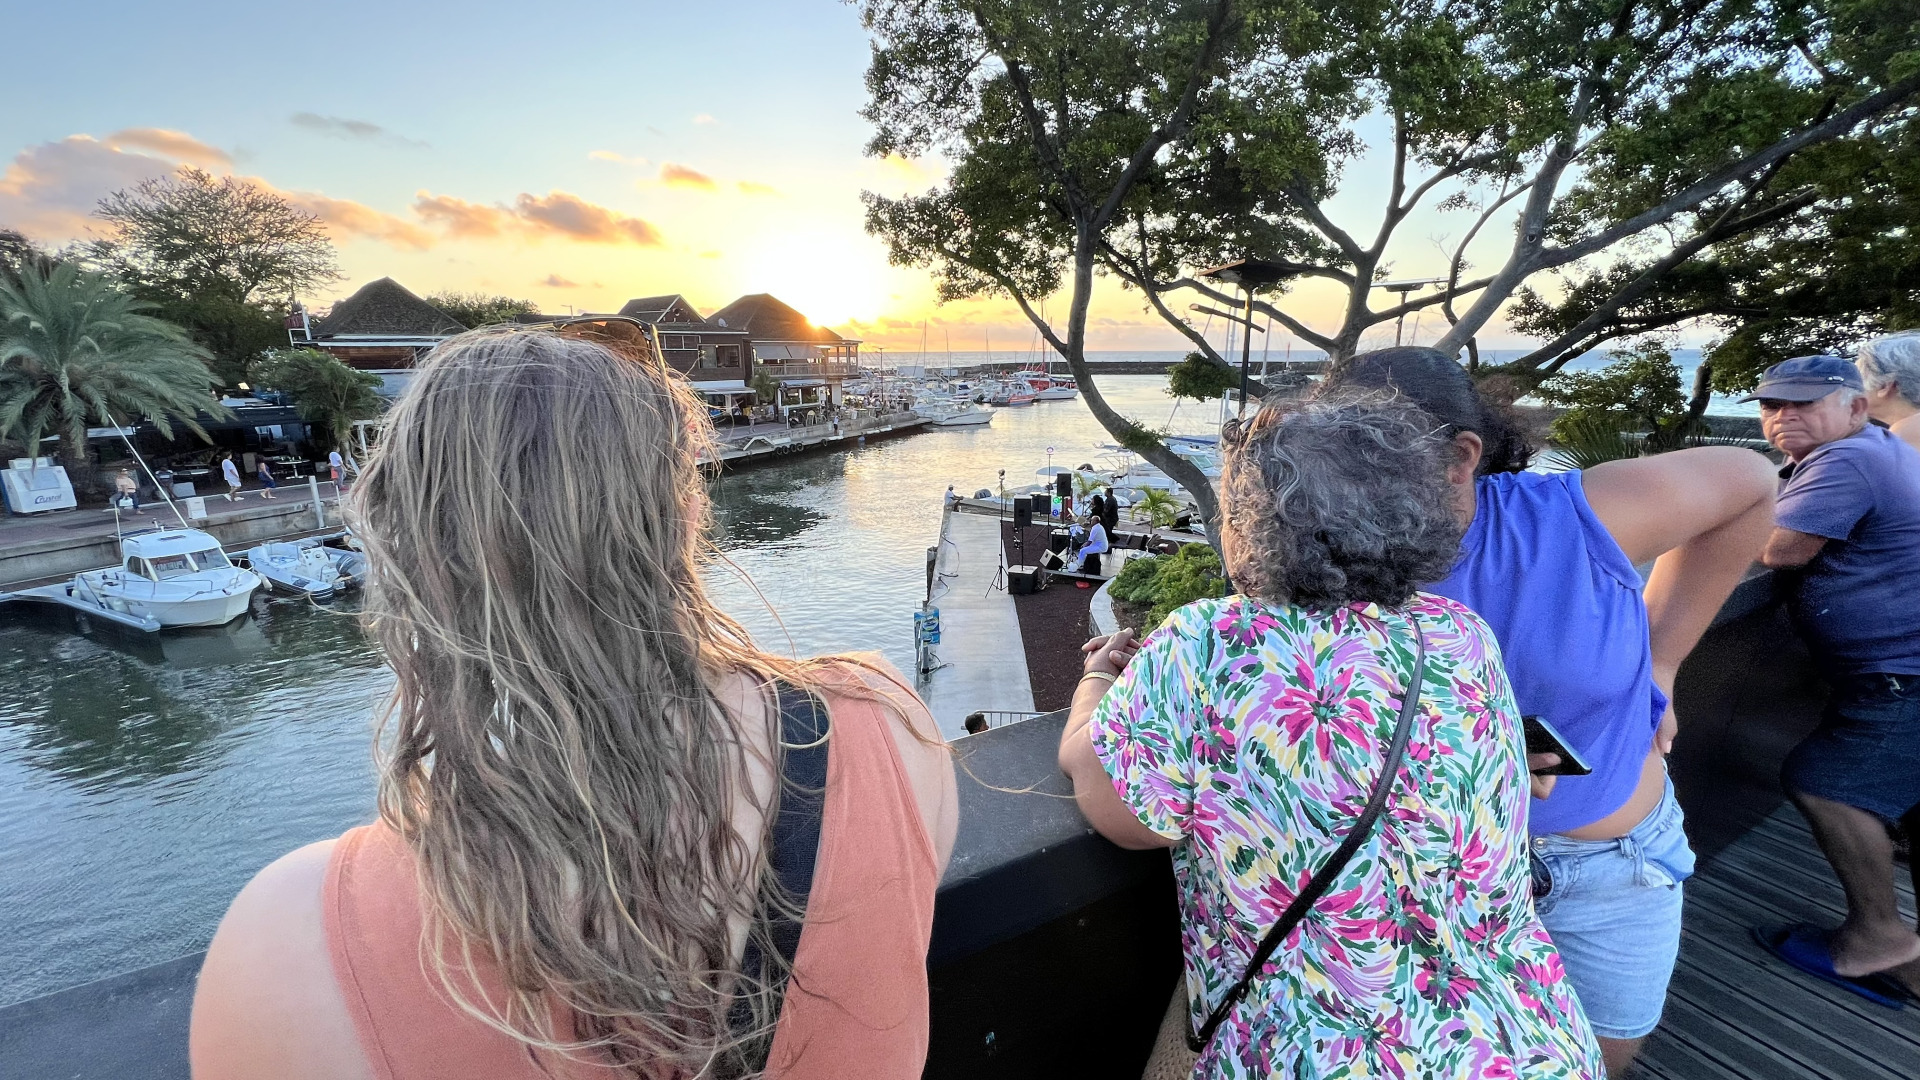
left=756, top=358, right=860, bottom=379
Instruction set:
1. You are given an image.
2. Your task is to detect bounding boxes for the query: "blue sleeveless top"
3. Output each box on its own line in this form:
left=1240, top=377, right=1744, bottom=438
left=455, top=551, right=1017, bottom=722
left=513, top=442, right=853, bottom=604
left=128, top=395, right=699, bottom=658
left=1427, top=471, right=1667, bottom=835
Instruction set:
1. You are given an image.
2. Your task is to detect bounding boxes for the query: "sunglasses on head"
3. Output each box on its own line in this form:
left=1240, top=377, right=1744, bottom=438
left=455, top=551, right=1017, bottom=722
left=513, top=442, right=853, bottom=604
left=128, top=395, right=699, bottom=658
left=506, top=316, right=668, bottom=370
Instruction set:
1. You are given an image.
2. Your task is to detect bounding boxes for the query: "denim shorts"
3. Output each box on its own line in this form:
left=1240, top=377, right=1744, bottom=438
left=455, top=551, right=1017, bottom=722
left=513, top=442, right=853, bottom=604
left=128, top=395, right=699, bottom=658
left=1531, top=777, right=1694, bottom=1041
left=1783, top=673, right=1920, bottom=823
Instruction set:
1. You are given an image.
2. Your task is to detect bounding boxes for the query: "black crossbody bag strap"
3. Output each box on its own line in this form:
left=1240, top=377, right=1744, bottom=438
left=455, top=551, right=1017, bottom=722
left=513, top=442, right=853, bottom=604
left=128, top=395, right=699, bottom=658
left=1186, top=621, right=1426, bottom=1053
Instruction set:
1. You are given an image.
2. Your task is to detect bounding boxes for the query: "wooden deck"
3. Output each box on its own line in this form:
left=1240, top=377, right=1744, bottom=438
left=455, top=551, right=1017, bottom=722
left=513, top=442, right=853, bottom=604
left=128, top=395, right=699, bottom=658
left=1637, top=806, right=1920, bottom=1079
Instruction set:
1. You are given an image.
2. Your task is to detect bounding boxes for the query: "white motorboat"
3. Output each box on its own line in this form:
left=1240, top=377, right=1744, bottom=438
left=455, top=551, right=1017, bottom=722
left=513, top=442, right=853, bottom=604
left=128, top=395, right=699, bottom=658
left=1, top=529, right=262, bottom=631
left=243, top=538, right=367, bottom=599
left=914, top=401, right=995, bottom=427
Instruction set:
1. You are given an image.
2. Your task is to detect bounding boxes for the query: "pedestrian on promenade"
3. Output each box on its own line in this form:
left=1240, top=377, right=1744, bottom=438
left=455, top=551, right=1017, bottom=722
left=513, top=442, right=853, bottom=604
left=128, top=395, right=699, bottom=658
left=1061, top=395, right=1604, bottom=1079
left=111, top=469, right=144, bottom=515
left=327, top=448, right=344, bottom=490
left=191, top=328, right=957, bottom=1080
left=1321, top=348, right=1777, bottom=1076
left=1748, top=355, right=1920, bottom=1006
left=1857, top=332, right=1920, bottom=454
left=255, top=459, right=278, bottom=500
left=220, top=453, right=244, bottom=502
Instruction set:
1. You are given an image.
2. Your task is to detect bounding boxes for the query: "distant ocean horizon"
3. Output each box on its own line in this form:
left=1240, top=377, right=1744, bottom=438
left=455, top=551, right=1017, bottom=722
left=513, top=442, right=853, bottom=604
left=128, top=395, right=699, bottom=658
left=869, top=347, right=1757, bottom=417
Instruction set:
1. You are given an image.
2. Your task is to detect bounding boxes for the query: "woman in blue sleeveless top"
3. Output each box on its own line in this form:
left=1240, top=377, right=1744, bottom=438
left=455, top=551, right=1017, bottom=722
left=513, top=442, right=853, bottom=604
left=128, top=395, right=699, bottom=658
left=1324, top=349, right=1776, bottom=1077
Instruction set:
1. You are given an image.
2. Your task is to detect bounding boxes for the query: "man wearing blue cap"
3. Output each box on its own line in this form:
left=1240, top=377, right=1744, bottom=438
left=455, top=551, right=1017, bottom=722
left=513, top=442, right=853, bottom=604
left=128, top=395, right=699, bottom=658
left=1751, top=355, right=1920, bottom=1006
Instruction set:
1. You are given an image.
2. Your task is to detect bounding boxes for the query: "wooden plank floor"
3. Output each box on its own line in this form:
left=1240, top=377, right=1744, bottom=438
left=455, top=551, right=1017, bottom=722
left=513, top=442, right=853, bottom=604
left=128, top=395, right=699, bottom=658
left=1635, top=807, right=1920, bottom=1079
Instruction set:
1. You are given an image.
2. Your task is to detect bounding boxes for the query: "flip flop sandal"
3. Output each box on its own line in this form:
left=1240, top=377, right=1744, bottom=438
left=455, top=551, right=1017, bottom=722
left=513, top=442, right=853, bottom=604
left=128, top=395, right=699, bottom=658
left=1753, top=924, right=1910, bottom=1010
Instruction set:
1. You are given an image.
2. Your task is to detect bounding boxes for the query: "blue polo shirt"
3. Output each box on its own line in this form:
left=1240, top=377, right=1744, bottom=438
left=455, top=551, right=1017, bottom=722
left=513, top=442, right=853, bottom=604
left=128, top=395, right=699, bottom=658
left=1776, top=424, right=1920, bottom=677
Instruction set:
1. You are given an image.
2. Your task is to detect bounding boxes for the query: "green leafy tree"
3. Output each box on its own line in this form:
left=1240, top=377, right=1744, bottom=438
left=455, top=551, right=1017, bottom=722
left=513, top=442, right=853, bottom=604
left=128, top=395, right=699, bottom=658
left=422, top=291, right=536, bottom=329
left=860, top=0, right=1918, bottom=517
left=87, top=168, right=340, bottom=385
left=751, top=370, right=783, bottom=407
left=1536, top=340, right=1699, bottom=449
left=1167, top=351, right=1237, bottom=400
left=1, top=228, right=56, bottom=287
left=0, top=264, right=226, bottom=486
left=1106, top=542, right=1227, bottom=629
left=252, top=348, right=385, bottom=450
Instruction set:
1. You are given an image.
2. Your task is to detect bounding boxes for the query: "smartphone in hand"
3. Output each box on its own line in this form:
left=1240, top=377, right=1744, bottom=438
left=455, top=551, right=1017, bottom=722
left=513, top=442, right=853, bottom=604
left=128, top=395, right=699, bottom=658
left=1523, top=715, right=1593, bottom=777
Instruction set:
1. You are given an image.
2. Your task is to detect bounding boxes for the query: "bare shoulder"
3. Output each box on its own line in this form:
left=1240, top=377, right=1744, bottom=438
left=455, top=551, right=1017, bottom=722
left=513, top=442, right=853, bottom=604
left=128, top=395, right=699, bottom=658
left=1582, top=446, right=1777, bottom=564
left=191, top=839, right=374, bottom=1080
left=823, top=652, right=959, bottom=872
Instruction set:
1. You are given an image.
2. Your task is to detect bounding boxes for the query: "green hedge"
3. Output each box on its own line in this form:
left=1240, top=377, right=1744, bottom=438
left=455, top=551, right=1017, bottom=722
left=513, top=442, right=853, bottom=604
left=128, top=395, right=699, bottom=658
left=1107, top=543, right=1227, bottom=632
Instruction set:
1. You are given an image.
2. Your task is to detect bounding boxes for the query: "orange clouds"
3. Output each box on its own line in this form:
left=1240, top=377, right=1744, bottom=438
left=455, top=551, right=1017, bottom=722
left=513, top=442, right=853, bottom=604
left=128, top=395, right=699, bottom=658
left=284, top=191, right=432, bottom=249
left=412, top=190, right=665, bottom=247
left=540, top=274, right=580, bottom=288
left=105, top=128, right=232, bottom=167
left=660, top=163, right=716, bottom=190
left=737, top=180, right=779, bottom=196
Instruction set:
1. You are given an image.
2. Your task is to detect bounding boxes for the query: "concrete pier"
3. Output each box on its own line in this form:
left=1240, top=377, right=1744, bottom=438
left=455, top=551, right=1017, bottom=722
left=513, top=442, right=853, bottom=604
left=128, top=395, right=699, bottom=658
left=916, top=510, right=1036, bottom=734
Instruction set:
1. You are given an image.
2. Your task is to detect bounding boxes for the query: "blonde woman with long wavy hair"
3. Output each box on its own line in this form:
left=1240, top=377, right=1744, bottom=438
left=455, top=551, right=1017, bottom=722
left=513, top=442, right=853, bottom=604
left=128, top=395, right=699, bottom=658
left=190, top=328, right=958, bottom=1080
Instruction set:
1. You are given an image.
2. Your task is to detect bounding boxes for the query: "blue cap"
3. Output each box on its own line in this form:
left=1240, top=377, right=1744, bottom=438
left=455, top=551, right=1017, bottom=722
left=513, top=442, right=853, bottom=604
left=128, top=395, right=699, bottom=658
left=1738, top=355, right=1864, bottom=403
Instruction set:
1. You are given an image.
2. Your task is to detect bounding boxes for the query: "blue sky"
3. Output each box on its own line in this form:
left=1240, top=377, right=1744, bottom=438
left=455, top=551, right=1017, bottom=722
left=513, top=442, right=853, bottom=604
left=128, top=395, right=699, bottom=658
left=2, top=1, right=1575, bottom=351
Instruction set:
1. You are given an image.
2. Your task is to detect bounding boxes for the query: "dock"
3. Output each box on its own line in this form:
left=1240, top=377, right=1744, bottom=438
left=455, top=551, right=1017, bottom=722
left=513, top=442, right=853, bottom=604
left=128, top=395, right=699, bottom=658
left=703, top=410, right=928, bottom=466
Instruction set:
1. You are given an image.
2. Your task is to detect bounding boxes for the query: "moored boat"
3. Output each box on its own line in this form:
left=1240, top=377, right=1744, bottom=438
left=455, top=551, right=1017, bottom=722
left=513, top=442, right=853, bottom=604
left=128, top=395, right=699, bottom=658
left=242, top=539, right=367, bottom=599
left=0, top=529, right=263, bottom=631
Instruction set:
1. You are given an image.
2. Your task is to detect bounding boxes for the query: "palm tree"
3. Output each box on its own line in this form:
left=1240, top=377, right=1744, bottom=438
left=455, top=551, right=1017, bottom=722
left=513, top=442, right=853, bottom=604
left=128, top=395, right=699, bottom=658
left=1133, top=488, right=1180, bottom=528
left=0, top=263, right=224, bottom=482
left=252, top=348, right=384, bottom=450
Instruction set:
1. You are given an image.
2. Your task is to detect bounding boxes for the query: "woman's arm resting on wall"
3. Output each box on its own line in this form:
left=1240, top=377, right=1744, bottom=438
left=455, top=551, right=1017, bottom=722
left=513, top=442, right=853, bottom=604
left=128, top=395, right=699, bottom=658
left=1059, top=631, right=1175, bottom=852
left=1584, top=447, right=1778, bottom=706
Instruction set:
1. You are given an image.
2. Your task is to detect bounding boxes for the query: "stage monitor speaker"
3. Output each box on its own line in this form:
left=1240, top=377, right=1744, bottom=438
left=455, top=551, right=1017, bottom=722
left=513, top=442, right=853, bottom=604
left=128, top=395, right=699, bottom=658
left=1012, top=496, right=1033, bottom=528
left=1055, top=472, right=1073, bottom=499
left=1048, top=530, right=1072, bottom=554
left=1007, top=565, right=1043, bottom=595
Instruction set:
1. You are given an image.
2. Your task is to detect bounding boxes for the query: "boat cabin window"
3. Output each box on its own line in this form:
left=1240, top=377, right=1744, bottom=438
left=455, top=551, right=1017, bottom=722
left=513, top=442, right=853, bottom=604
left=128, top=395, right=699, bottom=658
left=145, top=548, right=232, bottom=579
left=125, top=556, right=154, bottom=580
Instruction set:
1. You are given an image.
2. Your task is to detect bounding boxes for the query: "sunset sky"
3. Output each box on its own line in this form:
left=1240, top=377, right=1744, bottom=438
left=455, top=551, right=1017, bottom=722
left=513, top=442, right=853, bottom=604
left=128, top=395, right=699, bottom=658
left=3, top=0, right=1561, bottom=354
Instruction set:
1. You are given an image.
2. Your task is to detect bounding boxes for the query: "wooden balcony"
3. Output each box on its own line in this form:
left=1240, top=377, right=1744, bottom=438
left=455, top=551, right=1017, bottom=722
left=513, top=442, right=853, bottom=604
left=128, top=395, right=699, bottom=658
left=757, top=357, right=859, bottom=380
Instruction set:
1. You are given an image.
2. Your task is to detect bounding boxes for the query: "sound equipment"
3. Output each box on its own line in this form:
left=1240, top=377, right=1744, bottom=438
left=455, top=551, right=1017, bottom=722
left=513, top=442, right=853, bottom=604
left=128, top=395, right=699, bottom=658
left=1007, top=565, right=1044, bottom=595
left=1039, top=549, right=1066, bottom=571
left=1048, top=530, right=1072, bottom=554
left=1054, top=472, right=1073, bottom=499
left=1012, top=496, right=1033, bottom=528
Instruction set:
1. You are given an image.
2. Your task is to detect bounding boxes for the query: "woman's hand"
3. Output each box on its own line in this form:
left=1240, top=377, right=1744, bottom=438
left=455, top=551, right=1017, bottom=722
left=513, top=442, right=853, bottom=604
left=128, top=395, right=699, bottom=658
left=1082, top=628, right=1139, bottom=678
left=1527, top=753, right=1561, bottom=801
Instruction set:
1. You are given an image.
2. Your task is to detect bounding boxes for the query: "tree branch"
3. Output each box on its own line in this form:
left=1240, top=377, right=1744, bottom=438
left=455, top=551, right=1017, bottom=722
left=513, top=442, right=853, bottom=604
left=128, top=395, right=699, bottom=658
left=1166, top=275, right=1338, bottom=353
left=1092, top=0, right=1236, bottom=232
left=1514, top=189, right=1820, bottom=370
left=1536, top=73, right=1920, bottom=272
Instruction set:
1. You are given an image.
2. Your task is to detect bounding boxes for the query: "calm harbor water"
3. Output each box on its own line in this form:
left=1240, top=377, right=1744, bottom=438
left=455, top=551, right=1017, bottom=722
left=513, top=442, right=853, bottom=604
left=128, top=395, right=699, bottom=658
left=0, top=373, right=1207, bottom=1007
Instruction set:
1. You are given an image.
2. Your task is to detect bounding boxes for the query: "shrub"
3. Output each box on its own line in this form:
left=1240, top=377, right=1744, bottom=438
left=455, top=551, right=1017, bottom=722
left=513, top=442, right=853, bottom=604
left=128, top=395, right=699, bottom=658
left=1106, top=543, right=1228, bottom=632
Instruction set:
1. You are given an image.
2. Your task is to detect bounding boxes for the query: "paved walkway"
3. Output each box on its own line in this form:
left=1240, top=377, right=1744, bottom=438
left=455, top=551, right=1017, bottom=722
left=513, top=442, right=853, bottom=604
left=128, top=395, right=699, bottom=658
left=917, top=509, right=1036, bottom=738
left=0, top=478, right=343, bottom=551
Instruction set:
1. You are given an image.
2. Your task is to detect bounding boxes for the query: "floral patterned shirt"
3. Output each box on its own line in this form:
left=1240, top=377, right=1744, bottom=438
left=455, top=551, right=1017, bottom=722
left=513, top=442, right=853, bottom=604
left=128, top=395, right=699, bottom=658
left=1092, top=594, right=1602, bottom=1079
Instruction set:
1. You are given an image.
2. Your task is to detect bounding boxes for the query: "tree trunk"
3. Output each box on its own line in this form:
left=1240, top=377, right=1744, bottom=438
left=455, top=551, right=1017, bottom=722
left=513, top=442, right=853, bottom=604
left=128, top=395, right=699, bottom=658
left=59, top=430, right=99, bottom=497
left=1685, top=358, right=1714, bottom=424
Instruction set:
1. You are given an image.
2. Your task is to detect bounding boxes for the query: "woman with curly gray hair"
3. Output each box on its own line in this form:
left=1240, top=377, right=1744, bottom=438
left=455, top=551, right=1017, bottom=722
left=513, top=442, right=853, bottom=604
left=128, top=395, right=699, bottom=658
left=1059, top=395, right=1601, bottom=1079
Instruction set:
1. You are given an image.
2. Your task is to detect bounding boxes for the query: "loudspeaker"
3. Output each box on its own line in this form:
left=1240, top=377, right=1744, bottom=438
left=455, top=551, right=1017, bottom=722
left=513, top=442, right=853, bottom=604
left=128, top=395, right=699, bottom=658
left=1012, top=496, right=1033, bottom=528
left=1007, top=565, right=1043, bottom=595
left=1048, top=530, right=1072, bottom=554
left=1055, top=472, right=1073, bottom=498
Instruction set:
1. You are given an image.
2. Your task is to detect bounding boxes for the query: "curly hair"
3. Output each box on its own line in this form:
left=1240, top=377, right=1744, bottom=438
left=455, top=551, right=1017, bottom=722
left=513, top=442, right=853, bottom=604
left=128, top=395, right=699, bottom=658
left=1220, top=393, right=1464, bottom=609
left=1322, top=346, right=1535, bottom=474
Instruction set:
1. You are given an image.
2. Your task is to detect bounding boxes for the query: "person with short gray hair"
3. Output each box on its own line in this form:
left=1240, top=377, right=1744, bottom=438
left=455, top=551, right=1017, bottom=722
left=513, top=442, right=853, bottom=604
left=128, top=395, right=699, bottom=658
left=1858, top=332, right=1920, bottom=452
left=1058, top=395, right=1603, bottom=1077
left=1752, top=354, right=1920, bottom=1005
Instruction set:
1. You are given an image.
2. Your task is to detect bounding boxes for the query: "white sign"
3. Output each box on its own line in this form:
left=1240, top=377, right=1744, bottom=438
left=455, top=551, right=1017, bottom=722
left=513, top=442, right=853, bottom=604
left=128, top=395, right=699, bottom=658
left=185, top=497, right=208, bottom=520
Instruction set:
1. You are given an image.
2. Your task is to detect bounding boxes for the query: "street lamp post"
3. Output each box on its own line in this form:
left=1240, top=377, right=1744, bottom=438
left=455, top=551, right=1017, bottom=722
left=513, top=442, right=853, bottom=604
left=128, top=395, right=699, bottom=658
left=1197, top=258, right=1294, bottom=417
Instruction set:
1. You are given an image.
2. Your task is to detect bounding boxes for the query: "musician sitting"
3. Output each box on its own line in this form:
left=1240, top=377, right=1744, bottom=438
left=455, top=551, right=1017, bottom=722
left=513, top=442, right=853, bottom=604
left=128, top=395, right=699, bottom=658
left=1071, top=516, right=1110, bottom=576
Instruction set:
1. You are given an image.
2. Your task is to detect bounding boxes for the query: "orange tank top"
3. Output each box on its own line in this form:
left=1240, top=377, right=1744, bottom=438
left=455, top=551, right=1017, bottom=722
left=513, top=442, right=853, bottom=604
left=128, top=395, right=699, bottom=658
left=323, top=670, right=940, bottom=1080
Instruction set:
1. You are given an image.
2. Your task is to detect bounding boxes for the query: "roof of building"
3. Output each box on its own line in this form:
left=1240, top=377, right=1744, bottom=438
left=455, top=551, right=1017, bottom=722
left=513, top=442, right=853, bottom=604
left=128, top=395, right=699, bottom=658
left=312, top=278, right=467, bottom=339
left=618, top=294, right=706, bottom=325
left=707, top=293, right=848, bottom=343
